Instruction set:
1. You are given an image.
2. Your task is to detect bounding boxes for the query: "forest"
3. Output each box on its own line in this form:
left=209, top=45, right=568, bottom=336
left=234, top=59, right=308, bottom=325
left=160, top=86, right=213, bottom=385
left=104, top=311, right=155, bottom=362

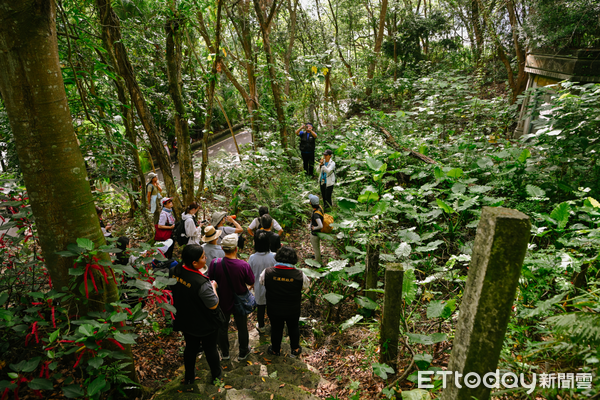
left=0, top=0, right=599, bottom=398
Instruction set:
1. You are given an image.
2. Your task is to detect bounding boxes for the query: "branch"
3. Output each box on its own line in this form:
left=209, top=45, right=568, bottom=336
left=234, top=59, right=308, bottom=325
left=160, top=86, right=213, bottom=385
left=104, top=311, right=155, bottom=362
left=372, top=124, right=437, bottom=164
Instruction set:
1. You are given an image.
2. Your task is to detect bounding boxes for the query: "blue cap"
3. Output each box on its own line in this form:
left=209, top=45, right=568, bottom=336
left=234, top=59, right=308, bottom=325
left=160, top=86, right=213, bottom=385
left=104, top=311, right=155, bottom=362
left=308, top=194, right=319, bottom=206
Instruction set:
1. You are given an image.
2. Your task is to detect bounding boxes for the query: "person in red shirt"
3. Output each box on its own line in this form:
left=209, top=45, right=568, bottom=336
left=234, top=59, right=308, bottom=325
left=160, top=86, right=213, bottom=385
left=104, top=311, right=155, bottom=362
left=207, top=234, right=255, bottom=361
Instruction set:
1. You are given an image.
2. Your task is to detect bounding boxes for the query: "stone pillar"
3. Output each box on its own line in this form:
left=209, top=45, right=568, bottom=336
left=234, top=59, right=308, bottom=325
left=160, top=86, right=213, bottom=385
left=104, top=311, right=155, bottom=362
left=379, top=263, right=404, bottom=370
left=365, top=244, right=380, bottom=301
left=440, top=207, right=530, bottom=400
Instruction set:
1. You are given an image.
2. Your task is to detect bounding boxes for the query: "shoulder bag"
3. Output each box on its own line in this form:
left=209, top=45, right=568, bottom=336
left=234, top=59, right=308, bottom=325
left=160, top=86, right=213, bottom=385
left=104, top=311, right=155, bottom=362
left=219, top=258, right=256, bottom=315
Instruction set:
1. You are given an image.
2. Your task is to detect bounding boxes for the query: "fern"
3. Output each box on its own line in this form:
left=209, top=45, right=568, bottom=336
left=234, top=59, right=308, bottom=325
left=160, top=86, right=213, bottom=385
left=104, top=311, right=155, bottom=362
left=546, top=312, right=600, bottom=346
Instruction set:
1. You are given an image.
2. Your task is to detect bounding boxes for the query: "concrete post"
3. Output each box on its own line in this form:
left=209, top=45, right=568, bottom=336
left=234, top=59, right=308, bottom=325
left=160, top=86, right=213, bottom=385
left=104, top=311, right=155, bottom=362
left=379, top=263, right=404, bottom=370
left=440, top=207, right=530, bottom=400
left=365, top=244, right=380, bottom=301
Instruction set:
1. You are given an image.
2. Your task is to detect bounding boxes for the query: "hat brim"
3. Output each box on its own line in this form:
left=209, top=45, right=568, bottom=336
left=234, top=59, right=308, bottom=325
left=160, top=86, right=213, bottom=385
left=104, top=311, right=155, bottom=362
left=202, top=229, right=222, bottom=242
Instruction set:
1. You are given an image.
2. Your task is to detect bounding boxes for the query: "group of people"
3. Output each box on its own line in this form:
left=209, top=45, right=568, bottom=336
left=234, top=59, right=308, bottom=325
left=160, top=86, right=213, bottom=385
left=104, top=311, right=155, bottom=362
left=169, top=225, right=309, bottom=385
left=129, top=122, right=334, bottom=384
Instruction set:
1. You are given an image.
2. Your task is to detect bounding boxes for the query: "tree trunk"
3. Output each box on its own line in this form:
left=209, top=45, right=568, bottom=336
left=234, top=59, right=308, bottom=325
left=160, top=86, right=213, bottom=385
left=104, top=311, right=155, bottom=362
left=284, top=0, right=299, bottom=96
left=506, top=0, right=527, bottom=103
left=95, top=0, right=183, bottom=216
left=253, top=0, right=288, bottom=149
left=0, top=0, right=120, bottom=307
left=327, top=0, right=355, bottom=86
left=165, top=13, right=194, bottom=205
left=471, top=0, right=484, bottom=64
left=197, top=0, right=223, bottom=197
left=365, top=0, right=388, bottom=97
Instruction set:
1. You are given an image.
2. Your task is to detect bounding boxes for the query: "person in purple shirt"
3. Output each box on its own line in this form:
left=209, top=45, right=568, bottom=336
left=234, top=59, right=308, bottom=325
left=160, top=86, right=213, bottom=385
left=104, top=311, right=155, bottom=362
left=207, top=233, right=255, bottom=361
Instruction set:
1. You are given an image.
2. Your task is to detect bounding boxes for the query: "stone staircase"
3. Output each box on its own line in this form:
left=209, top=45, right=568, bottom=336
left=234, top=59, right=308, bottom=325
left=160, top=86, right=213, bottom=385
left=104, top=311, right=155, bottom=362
left=154, top=329, right=331, bottom=400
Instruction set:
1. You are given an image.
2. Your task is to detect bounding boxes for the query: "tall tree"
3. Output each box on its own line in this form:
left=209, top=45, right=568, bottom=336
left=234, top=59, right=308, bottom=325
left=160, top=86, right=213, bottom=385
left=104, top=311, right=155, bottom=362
left=165, top=3, right=195, bottom=205
left=365, top=0, right=388, bottom=97
left=253, top=0, right=289, bottom=149
left=0, top=0, right=119, bottom=305
left=95, top=0, right=183, bottom=215
left=196, top=0, right=223, bottom=196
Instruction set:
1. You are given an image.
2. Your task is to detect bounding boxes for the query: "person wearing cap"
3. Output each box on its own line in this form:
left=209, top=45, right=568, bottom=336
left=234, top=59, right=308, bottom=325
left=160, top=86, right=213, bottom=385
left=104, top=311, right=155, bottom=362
left=316, top=149, right=336, bottom=211
left=295, top=122, right=317, bottom=177
left=211, top=211, right=243, bottom=246
left=308, top=194, right=324, bottom=263
left=157, top=197, right=176, bottom=258
left=146, top=172, right=163, bottom=221
left=248, top=230, right=276, bottom=334
left=207, top=233, right=255, bottom=361
left=247, top=206, right=283, bottom=237
left=172, top=245, right=222, bottom=384
left=259, top=246, right=310, bottom=357
left=202, top=226, right=225, bottom=267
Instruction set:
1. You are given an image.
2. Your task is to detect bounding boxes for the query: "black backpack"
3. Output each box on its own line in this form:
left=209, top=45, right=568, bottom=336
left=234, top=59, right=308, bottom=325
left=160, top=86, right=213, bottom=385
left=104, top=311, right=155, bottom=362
left=173, top=220, right=187, bottom=246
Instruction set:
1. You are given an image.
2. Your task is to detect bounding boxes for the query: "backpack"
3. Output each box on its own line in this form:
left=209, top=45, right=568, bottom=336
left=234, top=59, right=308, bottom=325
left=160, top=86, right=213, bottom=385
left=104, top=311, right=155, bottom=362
left=315, top=210, right=334, bottom=234
left=173, top=220, right=187, bottom=246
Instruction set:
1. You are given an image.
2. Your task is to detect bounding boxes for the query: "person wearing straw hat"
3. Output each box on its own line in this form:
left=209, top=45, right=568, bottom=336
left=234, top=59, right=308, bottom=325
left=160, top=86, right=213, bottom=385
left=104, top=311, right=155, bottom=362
left=202, top=225, right=225, bottom=268
left=207, top=234, right=255, bottom=361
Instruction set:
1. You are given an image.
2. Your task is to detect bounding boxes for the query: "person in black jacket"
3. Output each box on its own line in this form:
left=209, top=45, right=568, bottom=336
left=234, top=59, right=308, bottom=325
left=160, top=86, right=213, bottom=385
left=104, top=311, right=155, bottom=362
left=296, top=122, right=317, bottom=177
left=172, top=245, right=222, bottom=384
left=259, top=246, right=310, bottom=357
left=253, top=214, right=281, bottom=254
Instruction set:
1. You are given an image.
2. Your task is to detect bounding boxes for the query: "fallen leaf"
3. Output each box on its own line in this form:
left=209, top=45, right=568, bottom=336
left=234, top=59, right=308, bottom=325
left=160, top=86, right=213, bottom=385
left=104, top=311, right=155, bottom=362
left=224, top=385, right=233, bottom=389
left=279, top=384, right=285, bottom=388
left=270, top=395, right=274, bottom=400
left=262, top=377, right=265, bottom=382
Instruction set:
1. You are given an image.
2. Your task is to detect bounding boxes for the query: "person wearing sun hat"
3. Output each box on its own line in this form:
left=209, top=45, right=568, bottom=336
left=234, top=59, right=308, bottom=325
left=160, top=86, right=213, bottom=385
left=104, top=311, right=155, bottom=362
left=202, top=225, right=225, bottom=267
left=211, top=211, right=243, bottom=246
left=207, top=233, right=255, bottom=361
left=308, top=194, right=324, bottom=263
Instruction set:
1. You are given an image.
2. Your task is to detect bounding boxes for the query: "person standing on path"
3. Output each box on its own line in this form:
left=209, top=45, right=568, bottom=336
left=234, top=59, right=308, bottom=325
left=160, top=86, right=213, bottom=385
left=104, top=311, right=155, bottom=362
left=308, top=194, right=324, bottom=264
left=253, top=214, right=281, bottom=254
left=247, top=206, right=283, bottom=237
left=202, top=225, right=225, bottom=267
left=248, top=231, right=276, bottom=334
left=211, top=212, right=243, bottom=246
left=181, top=202, right=203, bottom=245
left=157, top=198, right=176, bottom=258
left=296, top=123, right=317, bottom=177
left=260, top=246, right=310, bottom=357
left=207, top=234, right=255, bottom=361
left=316, top=149, right=335, bottom=211
left=146, top=172, right=163, bottom=224
left=172, top=245, right=222, bottom=384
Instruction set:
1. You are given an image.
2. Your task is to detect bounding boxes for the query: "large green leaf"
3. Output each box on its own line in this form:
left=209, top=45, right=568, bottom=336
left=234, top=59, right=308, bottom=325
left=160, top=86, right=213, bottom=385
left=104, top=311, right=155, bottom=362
left=550, top=202, right=571, bottom=229
left=355, top=296, right=378, bottom=310
left=87, top=376, right=107, bottom=397
left=76, top=238, right=95, bottom=251
left=371, top=201, right=389, bottom=215
left=340, top=314, right=363, bottom=331
left=518, top=148, right=531, bottom=163
left=436, top=198, right=454, bottom=214
left=401, top=389, right=432, bottom=400
left=357, top=191, right=379, bottom=203
left=446, top=168, right=463, bottom=179
left=372, top=362, right=394, bottom=380
left=28, top=378, right=54, bottom=391
left=113, top=332, right=137, bottom=345
left=63, top=384, right=85, bottom=398
left=366, top=156, right=384, bottom=171
left=323, top=293, right=344, bottom=305
left=395, top=242, right=411, bottom=258
left=407, top=332, right=447, bottom=345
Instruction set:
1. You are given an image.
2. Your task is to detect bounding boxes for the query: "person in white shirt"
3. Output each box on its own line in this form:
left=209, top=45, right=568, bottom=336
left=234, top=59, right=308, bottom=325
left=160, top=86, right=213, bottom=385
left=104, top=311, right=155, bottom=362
left=181, top=202, right=204, bottom=245
left=247, top=206, right=283, bottom=236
